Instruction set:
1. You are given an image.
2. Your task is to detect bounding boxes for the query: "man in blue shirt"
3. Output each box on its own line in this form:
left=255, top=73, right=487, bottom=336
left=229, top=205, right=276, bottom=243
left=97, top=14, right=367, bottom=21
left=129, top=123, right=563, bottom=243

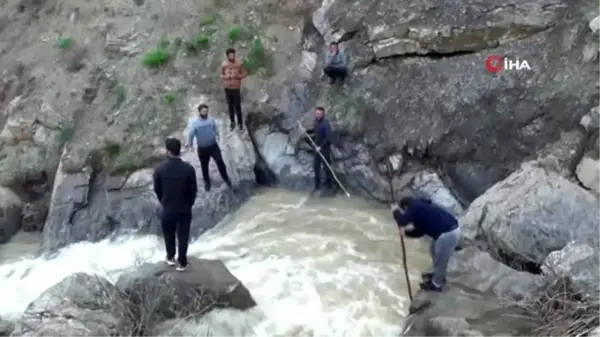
left=392, top=196, right=461, bottom=292
left=187, top=104, right=233, bottom=192
left=323, top=42, right=348, bottom=84
left=313, top=106, right=334, bottom=191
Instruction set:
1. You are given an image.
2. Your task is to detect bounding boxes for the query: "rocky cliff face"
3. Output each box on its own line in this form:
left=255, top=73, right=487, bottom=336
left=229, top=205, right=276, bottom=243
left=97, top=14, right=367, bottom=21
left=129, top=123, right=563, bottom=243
left=0, top=0, right=597, bottom=251
left=0, top=0, right=600, bottom=334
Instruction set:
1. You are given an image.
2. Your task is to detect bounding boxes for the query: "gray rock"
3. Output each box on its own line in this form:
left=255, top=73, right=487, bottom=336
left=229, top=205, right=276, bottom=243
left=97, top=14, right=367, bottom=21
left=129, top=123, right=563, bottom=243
left=41, top=113, right=257, bottom=252
left=580, top=106, right=600, bottom=131
left=542, top=240, right=600, bottom=296
left=576, top=156, right=600, bottom=193
left=589, top=326, right=600, bottom=337
left=0, top=187, right=24, bottom=244
left=425, top=316, right=471, bottom=336
left=448, top=247, right=544, bottom=300
left=408, top=171, right=463, bottom=218
left=460, top=160, right=600, bottom=266
left=0, top=316, right=15, bottom=337
left=13, top=273, right=131, bottom=336
left=116, top=257, right=256, bottom=331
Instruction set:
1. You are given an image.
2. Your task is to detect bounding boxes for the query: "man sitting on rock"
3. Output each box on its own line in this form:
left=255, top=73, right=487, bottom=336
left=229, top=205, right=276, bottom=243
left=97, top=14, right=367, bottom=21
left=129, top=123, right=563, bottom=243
left=187, top=103, right=234, bottom=192
left=391, top=196, right=460, bottom=292
left=323, top=42, right=348, bottom=84
left=153, top=138, right=198, bottom=271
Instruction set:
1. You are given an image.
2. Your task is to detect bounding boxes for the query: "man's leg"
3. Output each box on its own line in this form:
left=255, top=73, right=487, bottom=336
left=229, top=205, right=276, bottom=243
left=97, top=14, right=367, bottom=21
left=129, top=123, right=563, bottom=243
left=323, top=66, right=336, bottom=84
left=336, top=68, right=348, bottom=83
left=209, top=144, right=233, bottom=188
left=160, top=211, right=177, bottom=264
left=224, top=89, right=236, bottom=130
left=197, top=146, right=212, bottom=191
left=232, top=89, right=243, bottom=130
left=431, top=228, right=461, bottom=288
left=175, top=212, right=192, bottom=270
left=422, top=239, right=436, bottom=280
left=321, top=148, right=333, bottom=189
left=313, top=153, right=322, bottom=190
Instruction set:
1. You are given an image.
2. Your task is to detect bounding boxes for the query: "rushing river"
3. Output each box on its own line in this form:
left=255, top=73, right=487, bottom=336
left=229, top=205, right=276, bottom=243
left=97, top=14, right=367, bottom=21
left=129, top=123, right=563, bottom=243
left=0, top=188, right=430, bottom=336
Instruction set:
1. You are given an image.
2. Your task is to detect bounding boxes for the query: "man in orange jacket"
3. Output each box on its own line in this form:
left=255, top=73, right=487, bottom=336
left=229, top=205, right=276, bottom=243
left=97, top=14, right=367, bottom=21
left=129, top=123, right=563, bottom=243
left=221, top=48, right=247, bottom=131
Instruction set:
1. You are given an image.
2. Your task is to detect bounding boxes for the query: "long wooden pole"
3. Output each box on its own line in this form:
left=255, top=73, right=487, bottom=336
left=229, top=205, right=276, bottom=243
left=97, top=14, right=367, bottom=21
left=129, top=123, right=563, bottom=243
left=297, top=121, right=351, bottom=198
left=386, top=160, right=413, bottom=301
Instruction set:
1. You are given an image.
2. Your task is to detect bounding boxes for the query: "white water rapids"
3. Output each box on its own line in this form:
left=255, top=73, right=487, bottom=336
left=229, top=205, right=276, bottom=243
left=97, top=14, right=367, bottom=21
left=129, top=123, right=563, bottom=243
left=0, top=188, right=430, bottom=336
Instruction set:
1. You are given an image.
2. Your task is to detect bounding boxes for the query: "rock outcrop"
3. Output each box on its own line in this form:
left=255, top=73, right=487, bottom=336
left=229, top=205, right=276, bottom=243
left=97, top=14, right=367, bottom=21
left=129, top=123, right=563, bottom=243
left=460, top=159, right=600, bottom=270
left=404, top=247, right=543, bottom=336
left=11, top=273, right=131, bottom=336
left=116, top=257, right=256, bottom=333
left=0, top=187, right=23, bottom=244
left=40, top=112, right=256, bottom=252
left=542, top=240, right=600, bottom=296
left=10, top=258, right=256, bottom=336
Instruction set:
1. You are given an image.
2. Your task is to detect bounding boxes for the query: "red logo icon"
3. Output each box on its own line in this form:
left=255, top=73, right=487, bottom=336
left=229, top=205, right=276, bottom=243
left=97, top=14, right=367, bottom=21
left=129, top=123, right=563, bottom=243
left=485, top=55, right=503, bottom=73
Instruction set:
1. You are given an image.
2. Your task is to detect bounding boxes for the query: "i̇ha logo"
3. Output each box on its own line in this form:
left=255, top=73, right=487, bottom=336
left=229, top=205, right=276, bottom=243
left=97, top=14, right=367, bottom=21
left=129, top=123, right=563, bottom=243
left=485, top=55, right=531, bottom=73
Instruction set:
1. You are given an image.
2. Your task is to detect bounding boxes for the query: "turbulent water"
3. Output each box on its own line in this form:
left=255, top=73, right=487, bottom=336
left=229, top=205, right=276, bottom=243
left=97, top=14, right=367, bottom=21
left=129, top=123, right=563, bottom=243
left=0, top=188, right=430, bottom=336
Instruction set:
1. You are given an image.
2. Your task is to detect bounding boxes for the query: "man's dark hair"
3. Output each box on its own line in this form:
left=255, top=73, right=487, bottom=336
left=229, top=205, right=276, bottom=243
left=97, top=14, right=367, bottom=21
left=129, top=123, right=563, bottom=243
left=315, top=106, right=325, bottom=113
left=399, top=196, right=414, bottom=209
left=225, top=48, right=235, bottom=55
left=197, top=104, right=208, bottom=112
left=165, top=138, right=181, bottom=156
left=329, top=42, right=338, bottom=47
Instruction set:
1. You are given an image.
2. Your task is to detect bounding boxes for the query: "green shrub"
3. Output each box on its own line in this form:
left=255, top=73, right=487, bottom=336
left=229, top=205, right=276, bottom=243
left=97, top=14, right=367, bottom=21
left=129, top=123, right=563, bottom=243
left=201, top=15, right=214, bottom=25
left=142, top=48, right=169, bottom=67
left=57, top=37, right=73, bottom=49
left=228, top=27, right=242, bottom=42
left=242, top=38, right=268, bottom=74
left=103, top=140, right=121, bottom=159
left=165, top=93, right=176, bottom=104
left=113, top=85, right=127, bottom=108
left=58, top=124, right=75, bottom=145
left=195, top=34, right=209, bottom=45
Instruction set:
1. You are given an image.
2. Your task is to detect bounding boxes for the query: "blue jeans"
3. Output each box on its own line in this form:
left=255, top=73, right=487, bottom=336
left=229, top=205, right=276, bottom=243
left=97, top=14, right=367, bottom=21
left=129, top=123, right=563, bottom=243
left=427, top=227, right=460, bottom=286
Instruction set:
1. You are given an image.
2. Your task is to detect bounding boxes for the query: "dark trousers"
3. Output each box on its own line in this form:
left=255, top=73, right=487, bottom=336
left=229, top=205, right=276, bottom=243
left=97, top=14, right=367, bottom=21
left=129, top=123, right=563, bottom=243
left=314, top=147, right=333, bottom=189
left=224, top=88, right=243, bottom=126
left=161, top=211, right=192, bottom=266
left=324, top=66, right=347, bottom=81
left=197, top=143, right=231, bottom=186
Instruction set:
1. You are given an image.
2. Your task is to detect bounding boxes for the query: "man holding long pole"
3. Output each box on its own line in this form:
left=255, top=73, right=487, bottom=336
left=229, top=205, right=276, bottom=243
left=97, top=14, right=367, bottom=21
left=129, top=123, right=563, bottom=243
left=312, top=106, right=334, bottom=192
left=391, top=196, right=460, bottom=292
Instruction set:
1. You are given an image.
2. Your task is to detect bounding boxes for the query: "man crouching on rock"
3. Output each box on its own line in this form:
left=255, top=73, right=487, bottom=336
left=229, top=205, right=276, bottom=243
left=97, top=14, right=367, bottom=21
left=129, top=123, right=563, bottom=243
left=153, top=138, right=198, bottom=272
left=391, top=196, right=460, bottom=292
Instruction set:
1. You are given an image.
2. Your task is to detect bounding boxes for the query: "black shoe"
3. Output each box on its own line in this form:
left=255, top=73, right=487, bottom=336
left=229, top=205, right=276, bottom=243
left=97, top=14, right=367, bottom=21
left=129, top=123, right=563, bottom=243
left=238, top=124, right=244, bottom=131
left=421, top=272, right=446, bottom=284
left=421, top=272, right=433, bottom=280
left=229, top=124, right=235, bottom=131
left=419, top=279, right=443, bottom=292
left=204, top=183, right=211, bottom=192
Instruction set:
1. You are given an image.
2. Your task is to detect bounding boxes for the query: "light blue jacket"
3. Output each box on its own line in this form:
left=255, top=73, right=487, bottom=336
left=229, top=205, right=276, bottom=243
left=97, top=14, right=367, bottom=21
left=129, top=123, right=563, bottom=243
left=325, top=50, right=348, bottom=69
left=188, top=117, right=219, bottom=148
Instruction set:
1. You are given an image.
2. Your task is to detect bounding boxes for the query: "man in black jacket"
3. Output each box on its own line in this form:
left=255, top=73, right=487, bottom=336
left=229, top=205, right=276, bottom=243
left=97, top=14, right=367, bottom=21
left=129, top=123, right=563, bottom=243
left=313, top=106, right=334, bottom=191
left=153, top=138, right=198, bottom=271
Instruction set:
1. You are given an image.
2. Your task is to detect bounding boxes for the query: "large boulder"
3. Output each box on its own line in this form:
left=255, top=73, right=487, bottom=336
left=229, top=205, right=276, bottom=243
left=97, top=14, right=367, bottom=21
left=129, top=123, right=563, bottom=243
left=542, top=239, right=600, bottom=296
left=0, top=316, right=14, bottom=337
left=0, top=187, right=23, bottom=244
left=41, top=102, right=256, bottom=253
left=404, top=247, right=543, bottom=336
left=115, top=257, right=256, bottom=333
left=11, top=273, right=131, bottom=336
left=460, top=160, right=600, bottom=268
